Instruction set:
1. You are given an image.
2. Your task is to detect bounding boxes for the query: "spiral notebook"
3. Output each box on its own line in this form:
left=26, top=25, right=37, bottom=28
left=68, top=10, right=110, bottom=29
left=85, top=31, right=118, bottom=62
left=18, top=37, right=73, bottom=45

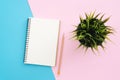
left=24, top=18, right=60, bottom=66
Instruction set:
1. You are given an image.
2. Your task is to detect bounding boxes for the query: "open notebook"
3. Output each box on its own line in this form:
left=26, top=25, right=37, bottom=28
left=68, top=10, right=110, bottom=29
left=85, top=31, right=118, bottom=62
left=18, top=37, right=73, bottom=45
left=24, top=18, right=60, bottom=66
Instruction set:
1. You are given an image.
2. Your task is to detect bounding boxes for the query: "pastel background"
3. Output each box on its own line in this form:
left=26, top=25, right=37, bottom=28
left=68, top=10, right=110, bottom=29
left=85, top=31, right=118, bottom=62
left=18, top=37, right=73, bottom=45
left=1, top=0, right=120, bottom=80
left=0, top=0, right=54, bottom=80
left=28, top=0, right=120, bottom=80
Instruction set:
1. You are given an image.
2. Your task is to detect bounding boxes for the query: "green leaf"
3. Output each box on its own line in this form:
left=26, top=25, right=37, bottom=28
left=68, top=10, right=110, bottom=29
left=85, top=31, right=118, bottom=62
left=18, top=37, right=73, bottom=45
left=91, top=48, right=96, bottom=55
left=90, top=11, right=95, bottom=18
left=79, top=16, right=83, bottom=22
left=102, top=17, right=110, bottom=23
left=77, top=35, right=85, bottom=40
left=100, top=44, right=105, bottom=49
left=100, top=14, right=104, bottom=20
left=84, top=47, right=88, bottom=54
left=86, top=19, right=89, bottom=29
left=77, top=44, right=82, bottom=48
left=85, top=13, right=88, bottom=19
left=94, top=13, right=101, bottom=18
left=81, top=23, right=86, bottom=29
left=86, top=33, right=92, bottom=37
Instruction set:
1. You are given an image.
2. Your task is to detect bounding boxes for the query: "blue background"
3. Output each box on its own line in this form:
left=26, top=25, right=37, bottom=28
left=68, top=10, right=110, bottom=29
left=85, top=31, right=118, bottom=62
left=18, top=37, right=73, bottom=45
left=0, top=0, right=55, bottom=80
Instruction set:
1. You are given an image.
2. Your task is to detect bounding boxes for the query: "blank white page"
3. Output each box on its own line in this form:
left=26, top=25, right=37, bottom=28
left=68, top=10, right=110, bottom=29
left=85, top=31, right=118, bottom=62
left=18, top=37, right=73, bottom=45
left=24, top=18, right=60, bottom=66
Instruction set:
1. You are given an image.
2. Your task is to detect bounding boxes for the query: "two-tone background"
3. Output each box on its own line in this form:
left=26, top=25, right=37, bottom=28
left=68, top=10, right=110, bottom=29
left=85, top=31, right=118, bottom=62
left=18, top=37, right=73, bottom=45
left=0, top=0, right=120, bottom=80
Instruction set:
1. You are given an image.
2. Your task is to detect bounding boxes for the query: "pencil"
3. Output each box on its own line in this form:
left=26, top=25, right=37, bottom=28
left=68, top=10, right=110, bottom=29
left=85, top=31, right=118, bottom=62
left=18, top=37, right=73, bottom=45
left=57, top=33, right=65, bottom=75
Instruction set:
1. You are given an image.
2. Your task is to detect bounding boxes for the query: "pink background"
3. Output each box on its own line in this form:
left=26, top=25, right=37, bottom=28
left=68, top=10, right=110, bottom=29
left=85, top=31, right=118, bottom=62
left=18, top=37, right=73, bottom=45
left=28, top=0, right=120, bottom=80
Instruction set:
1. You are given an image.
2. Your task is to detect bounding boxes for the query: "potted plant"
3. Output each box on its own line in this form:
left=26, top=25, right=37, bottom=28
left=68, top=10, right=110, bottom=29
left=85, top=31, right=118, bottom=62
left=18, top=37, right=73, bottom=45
left=73, top=12, right=113, bottom=52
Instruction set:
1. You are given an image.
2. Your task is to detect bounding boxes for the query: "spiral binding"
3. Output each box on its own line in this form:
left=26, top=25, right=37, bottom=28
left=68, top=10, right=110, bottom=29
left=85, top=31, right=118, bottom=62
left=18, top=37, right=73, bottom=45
left=24, top=18, right=31, bottom=63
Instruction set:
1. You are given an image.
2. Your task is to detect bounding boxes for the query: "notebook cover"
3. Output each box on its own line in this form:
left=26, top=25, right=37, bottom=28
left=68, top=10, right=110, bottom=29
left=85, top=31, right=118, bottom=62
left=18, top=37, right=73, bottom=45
left=24, top=18, right=60, bottom=66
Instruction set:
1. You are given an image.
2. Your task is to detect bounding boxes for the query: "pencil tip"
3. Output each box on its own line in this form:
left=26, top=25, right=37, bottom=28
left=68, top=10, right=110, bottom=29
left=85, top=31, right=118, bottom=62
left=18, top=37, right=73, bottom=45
left=57, top=71, right=60, bottom=75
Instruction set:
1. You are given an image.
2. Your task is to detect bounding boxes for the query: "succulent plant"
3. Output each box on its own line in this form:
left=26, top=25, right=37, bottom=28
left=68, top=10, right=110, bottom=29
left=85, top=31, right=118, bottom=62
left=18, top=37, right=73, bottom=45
left=73, top=12, right=113, bottom=51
